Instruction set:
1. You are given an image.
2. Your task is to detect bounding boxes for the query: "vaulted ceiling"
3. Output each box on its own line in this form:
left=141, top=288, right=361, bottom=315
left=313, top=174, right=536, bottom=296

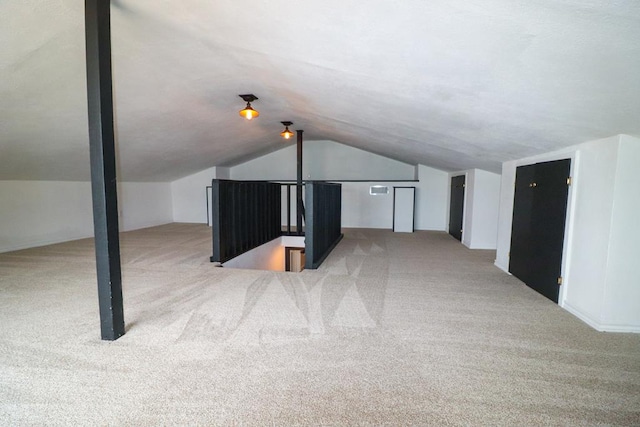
left=1, top=0, right=639, bottom=182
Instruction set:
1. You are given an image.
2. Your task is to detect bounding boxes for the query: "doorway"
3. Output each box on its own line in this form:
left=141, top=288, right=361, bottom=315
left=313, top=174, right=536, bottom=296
left=449, top=175, right=465, bottom=241
left=509, top=159, right=571, bottom=303
left=393, top=187, right=416, bottom=233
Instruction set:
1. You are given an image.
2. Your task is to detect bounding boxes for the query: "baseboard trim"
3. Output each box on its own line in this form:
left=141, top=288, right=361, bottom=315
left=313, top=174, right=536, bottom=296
left=494, top=261, right=509, bottom=274
left=562, top=302, right=602, bottom=330
left=1, top=220, right=173, bottom=254
left=562, top=302, right=640, bottom=333
left=0, top=233, right=93, bottom=254
left=596, top=324, right=640, bottom=333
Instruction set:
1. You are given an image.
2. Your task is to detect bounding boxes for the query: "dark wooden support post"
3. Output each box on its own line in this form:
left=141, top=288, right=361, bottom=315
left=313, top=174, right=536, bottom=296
left=304, top=182, right=315, bottom=268
left=210, top=179, right=222, bottom=262
left=286, top=184, right=291, bottom=235
left=85, top=0, right=125, bottom=341
left=296, top=130, right=304, bottom=235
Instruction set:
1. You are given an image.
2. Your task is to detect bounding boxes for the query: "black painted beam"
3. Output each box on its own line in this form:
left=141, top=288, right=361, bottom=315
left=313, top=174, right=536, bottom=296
left=85, top=0, right=125, bottom=341
left=210, top=179, right=222, bottom=262
left=286, top=184, right=291, bottom=234
left=296, top=130, right=304, bottom=235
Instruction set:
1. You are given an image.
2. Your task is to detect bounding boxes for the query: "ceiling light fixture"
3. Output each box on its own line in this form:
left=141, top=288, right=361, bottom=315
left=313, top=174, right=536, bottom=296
left=280, top=121, right=294, bottom=139
left=238, top=94, right=259, bottom=120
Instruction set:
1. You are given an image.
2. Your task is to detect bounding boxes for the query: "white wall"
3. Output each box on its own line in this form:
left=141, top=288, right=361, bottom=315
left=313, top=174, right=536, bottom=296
left=289, top=166, right=448, bottom=231
left=467, top=170, right=501, bottom=249
left=231, top=147, right=296, bottom=181
left=341, top=182, right=406, bottom=229
left=118, top=182, right=173, bottom=231
left=600, top=135, right=640, bottom=329
left=449, top=169, right=501, bottom=250
left=415, top=165, right=449, bottom=231
left=231, top=140, right=416, bottom=181
left=286, top=173, right=447, bottom=230
left=0, top=180, right=172, bottom=253
left=0, top=181, right=94, bottom=253
left=495, top=161, right=517, bottom=271
left=224, top=140, right=448, bottom=230
left=495, top=134, right=640, bottom=332
left=171, top=166, right=218, bottom=223
left=304, top=140, right=416, bottom=181
left=341, top=165, right=449, bottom=230
left=166, top=140, right=448, bottom=231
left=561, top=138, right=616, bottom=327
left=169, top=166, right=237, bottom=224
left=216, top=167, right=230, bottom=179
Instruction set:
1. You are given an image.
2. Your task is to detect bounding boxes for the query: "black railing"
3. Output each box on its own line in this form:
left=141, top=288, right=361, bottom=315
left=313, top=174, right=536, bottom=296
left=210, top=179, right=281, bottom=263
left=304, top=181, right=343, bottom=269
left=210, top=179, right=342, bottom=269
left=281, top=183, right=305, bottom=235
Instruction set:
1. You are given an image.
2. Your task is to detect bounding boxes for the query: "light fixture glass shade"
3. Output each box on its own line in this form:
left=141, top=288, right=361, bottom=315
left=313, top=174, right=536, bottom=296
left=280, top=126, right=294, bottom=139
left=239, top=102, right=259, bottom=120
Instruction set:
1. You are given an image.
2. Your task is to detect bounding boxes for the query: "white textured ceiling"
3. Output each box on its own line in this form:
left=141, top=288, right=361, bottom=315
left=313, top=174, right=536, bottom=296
left=1, top=0, right=639, bottom=181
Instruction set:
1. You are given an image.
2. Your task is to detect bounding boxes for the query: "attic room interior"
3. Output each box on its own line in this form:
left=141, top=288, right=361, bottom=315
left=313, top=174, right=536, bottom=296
left=1, top=0, right=639, bottom=425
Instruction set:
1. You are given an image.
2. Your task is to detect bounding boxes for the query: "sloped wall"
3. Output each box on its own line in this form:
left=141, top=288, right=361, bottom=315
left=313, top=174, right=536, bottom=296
left=0, top=181, right=172, bottom=253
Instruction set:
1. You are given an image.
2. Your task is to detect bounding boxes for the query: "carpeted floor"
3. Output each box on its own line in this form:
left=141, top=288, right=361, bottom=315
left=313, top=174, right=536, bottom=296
left=1, top=223, right=639, bottom=425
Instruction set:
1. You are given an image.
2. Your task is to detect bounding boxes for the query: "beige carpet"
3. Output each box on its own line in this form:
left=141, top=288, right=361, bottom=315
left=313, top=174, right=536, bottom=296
left=1, top=223, right=639, bottom=426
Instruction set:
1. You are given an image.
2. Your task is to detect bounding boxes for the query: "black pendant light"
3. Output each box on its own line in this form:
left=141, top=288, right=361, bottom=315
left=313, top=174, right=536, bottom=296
left=280, top=121, right=294, bottom=139
left=239, top=94, right=259, bottom=120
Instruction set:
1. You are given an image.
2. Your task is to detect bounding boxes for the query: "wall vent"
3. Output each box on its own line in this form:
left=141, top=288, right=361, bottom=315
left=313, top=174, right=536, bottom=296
left=369, top=185, right=389, bottom=195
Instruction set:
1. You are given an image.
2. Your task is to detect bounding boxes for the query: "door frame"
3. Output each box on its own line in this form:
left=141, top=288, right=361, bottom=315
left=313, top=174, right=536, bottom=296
left=448, top=173, right=468, bottom=242
left=392, top=186, right=416, bottom=232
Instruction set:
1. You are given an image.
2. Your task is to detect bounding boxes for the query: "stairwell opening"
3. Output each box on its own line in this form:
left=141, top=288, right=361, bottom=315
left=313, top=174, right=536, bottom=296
left=219, top=236, right=305, bottom=272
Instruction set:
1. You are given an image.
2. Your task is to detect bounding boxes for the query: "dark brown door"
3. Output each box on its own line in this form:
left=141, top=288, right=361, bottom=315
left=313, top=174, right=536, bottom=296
left=449, top=175, right=465, bottom=241
left=509, top=159, right=571, bottom=303
left=509, top=164, right=536, bottom=285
